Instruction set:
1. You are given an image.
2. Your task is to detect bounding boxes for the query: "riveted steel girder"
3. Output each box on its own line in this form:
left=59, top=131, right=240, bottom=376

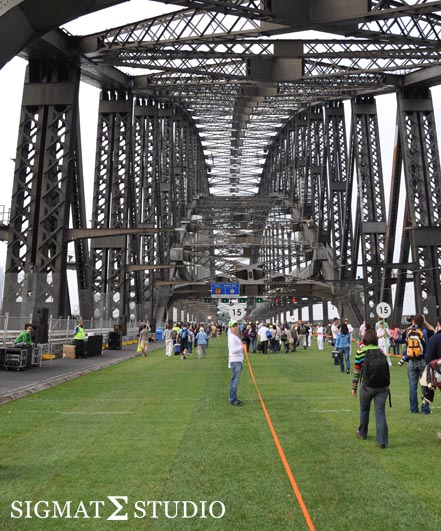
left=351, top=96, right=388, bottom=321
left=90, top=92, right=133, bottom=320
left=395, top=87, right=441, bottom=318
left=3, top=60, right=92, bottom=319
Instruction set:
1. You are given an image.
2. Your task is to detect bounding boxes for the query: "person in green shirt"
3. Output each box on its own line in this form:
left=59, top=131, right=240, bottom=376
left=14, top=325, right=34, bottom=347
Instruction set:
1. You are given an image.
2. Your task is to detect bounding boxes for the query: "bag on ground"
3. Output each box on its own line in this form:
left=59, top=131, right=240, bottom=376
left=363, top=348, right=390, bottom=387
left=332, top=350, right=340, bottom=366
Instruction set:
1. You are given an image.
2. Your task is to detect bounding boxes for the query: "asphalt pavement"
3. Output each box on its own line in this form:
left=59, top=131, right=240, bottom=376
left=0, top=341, right=164, bottom=405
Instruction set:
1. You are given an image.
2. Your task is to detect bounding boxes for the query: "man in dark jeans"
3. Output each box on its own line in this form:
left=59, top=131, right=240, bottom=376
left=352, top=329, right=389, bottom=448
left=406, top=315, right=434, bottom=414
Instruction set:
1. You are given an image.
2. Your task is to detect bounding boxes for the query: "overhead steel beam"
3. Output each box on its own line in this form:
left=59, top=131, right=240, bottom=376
left=0, top=0, right=125, bottom=69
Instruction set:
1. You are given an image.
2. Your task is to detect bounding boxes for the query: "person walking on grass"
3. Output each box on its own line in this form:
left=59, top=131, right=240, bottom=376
left=196, top=326, right=208, bottom=359
left=377, top=321, right=393, bottom=367
left=164, top=323, right=174, bottom=357
left=316, top=323, right=325, bottom=351
left=351, top=329, right=389, bottom=449
left=139, top=324, right=151, bottom=356
left=335, top=323, right=352, bottom=374
left=228, top=321, right=244, bottom=406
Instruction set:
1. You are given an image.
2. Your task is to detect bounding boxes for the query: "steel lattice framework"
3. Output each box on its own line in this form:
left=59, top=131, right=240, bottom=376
left=1, top=0, right=441, bottom=323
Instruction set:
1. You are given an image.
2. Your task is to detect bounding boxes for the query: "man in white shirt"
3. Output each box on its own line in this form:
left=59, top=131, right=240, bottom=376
left=344, top=319, right=354, bottom=353
left=228, top=321, right=244, bottom=406
left=257, top=322, right=270, bottom=354
left=331, top=318, right=340, bottom=346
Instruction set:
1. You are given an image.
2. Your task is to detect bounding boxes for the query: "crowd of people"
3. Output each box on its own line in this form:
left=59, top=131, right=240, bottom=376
left=225, top=314, right=441, bottom=445
left=137, top=321, right=224, bottom=360
left=134, top=313, right=441, bottom=443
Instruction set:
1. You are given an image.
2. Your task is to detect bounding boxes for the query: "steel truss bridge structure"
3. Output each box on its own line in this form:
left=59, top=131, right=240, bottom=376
left=1, top=0, right=441, bottom=326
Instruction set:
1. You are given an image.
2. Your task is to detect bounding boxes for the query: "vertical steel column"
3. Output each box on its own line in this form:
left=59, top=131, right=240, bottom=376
left=125, top=97, right=143, bottom=322
left=284, top=121, right=298, bottom=274
left=70, top=106, right=94, bottom=319
left=152, top=105, right=176, bottom=322
left=4, top=60, right=86, bottom=318
left=293, top=113, right=308, bottom=214
left=382, top=113, right=404, bottom=322
left=134, top=99, right=159, bottom=320
left=396, top=88, right=441, bottom=318
left=308, top=107, right=325, bottom=230
left=351, top=96, right=387, bottom=320
left=90, top=90, right=133, bottom=320
left=290, top=113, right=310, bottom=279
left=324, top=102, right=350, bottom=268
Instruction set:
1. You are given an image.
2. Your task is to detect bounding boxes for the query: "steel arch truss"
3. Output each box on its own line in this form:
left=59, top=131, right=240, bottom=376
left=90, top=94, right=209, bottom=321
left=4, top=1, right=441, bottom=322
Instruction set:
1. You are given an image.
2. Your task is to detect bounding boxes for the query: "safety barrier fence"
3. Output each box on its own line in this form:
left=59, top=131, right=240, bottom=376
left=0, top=314, right=143, bottom=355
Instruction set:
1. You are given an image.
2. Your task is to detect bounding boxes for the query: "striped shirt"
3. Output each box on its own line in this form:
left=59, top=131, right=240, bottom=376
left=351, top=344, right=379, bottom=391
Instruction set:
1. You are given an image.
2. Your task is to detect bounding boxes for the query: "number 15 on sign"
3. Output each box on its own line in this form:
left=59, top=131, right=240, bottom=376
left=229, top=305, right=245, bottom=320
left=376, top=302, right=391, bottom=319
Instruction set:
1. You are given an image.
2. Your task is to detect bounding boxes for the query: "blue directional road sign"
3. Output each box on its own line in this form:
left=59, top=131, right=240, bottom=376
left=211, top=283, right=240, bottom=298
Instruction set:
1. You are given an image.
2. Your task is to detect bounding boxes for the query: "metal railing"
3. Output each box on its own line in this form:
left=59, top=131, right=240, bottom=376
left=0, top=314, right=141, bottom=348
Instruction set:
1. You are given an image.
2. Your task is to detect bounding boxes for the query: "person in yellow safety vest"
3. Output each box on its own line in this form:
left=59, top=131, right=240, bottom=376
left=74, top=321, right=87, bottom=359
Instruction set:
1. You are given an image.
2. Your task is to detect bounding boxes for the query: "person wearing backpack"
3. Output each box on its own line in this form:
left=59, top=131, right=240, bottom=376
left=297, top=321, right=308, bottom=350
left=249, top=323, right=258, bottom=353
left=405, top=314, right=434, bottom=414
left=195, top=326, right=208, bottom=359
left=351, top=328, right=390, bottom=449
left=179, top=324, right=190, bottom=355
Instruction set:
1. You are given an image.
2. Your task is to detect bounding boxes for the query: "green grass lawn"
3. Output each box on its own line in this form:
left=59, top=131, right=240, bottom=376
left=0, top=336, right=440, bottom=530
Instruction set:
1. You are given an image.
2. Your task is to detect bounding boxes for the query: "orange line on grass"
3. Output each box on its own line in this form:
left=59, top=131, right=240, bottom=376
left=243, top=345, right=316, bottom=531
